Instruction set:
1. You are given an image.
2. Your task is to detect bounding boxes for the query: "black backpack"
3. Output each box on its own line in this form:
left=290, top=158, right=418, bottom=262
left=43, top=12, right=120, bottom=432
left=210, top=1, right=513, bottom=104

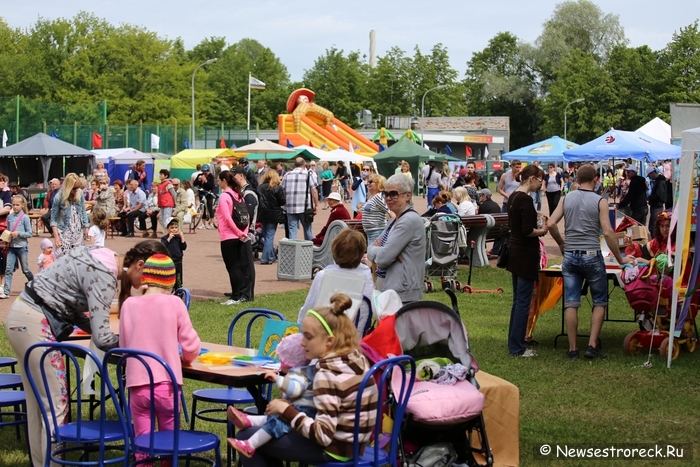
left=225, top=192, right=249, bottom=230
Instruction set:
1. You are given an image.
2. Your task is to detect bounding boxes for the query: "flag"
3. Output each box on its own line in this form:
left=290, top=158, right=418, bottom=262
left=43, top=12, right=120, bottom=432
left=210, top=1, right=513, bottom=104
left=320, top=144, right=328, bottom=149
left=220, top=137, right=226, bottom=149
left=184, top=137, right=189, bottom=149
left=378, top=143, right=387, bottom=152
left=445, top=144, right=452, bottom=156
left=2, top=130, right=7, bottom=148
left=255, top=138, right=261, bottom=143
left=150, top=133, right=160, bottom=150
left=423, top=143, right=429, bottom=150
left=484, top=146, right=489, bottom=159
left=50, top=131, right=60, bottom=139
left=354, top=144, right=360, bottom=151
left=92, top=132, right=103, bottom=149
left=309, top=140, right=314, bottom=148
left=230, top=143, right=237, bottom=149
left=249, top=75, right=266, bottom=90
left=348, top=141, right=354, bottom=153
left=466, top=145, right=472, bottom=157
left=286, top=139, right=294, bottom=149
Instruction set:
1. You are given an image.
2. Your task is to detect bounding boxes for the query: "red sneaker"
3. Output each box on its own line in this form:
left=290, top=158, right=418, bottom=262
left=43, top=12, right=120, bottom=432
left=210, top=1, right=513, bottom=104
left=227, top=438, right=256, bottom=458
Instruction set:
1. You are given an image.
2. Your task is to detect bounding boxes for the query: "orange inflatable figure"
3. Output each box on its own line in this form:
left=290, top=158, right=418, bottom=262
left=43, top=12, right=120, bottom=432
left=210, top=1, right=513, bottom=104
left=287, top=88, right=334, bottom=133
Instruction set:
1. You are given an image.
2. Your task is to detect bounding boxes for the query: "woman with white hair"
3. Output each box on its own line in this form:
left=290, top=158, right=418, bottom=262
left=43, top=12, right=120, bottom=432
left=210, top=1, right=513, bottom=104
left=453, top=186, right=476, bottom=216
left=367, top=174, right=426, bottom=304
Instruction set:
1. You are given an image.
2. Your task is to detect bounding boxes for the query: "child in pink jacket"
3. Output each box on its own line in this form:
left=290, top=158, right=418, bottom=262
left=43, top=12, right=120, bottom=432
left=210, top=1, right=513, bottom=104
left=119, top=253, right=200, bottom=463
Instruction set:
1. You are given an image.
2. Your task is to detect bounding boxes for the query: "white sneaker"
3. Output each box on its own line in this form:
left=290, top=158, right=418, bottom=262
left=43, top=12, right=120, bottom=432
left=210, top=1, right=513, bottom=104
left=220, top=299, right=241, bottom=306
left=197, top=224, right=205, bottom=230
left=0, top=291, right=6, bottom=299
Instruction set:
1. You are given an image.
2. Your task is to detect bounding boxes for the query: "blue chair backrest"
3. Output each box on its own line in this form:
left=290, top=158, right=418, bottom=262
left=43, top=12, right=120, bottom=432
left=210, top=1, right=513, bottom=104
left=104, top=348, right=186, bottom=464
left=227, top=309, right=285, bottom=348
left=353, top=355, right=416, bottom=467
left=24, top=342, right=127, bottom=462
left=173, top=287, right=191, bottom=310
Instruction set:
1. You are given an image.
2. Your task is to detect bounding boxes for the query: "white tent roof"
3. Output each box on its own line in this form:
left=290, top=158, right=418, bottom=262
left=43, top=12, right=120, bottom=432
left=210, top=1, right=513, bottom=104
left=636, top=117, right=671, bottom=143
left=93, top=148, right=154, bottom=164
left=294, top=145, right=333, bottom=160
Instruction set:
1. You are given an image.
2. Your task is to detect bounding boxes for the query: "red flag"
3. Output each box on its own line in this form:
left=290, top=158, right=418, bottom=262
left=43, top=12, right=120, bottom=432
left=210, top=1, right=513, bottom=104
left=219, top=137, right=226, bottom=149
left=92, top=132, right=103, bottom=149
left=308, top=140, right=314, bottom=148
left=466, top=145, right=472, bottom=157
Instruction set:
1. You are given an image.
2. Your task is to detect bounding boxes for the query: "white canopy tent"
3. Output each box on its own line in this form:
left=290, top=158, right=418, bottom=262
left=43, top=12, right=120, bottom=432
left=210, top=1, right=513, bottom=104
left=667, top=127, right=700, bottom=367
left=636, top=118, right=672, bottom=144
left=324, top=148, right=377, bottom=172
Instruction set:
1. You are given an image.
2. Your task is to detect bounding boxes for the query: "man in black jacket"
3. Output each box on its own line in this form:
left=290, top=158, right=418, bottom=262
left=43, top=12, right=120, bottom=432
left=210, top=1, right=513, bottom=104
left=647, top=166, right=667, bottom=238
left=618, top=166, right=648, bottom=226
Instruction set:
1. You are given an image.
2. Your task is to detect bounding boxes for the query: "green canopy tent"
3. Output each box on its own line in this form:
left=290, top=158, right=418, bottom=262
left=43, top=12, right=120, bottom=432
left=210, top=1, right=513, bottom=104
left=373, top=138, right=460, bottom=191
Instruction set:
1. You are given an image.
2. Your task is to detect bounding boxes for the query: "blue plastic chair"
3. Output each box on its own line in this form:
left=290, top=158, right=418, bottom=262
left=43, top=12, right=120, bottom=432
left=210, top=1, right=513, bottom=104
left=0, top=390, right=28, bottom=445
left=189, top=308, right=284, bottom=467
left=24, top=342, right=128, bottom=467
left=174, top=287, right=192, bottom=310
left=105, top=348, right=222, bottom=467
left=314, top=355, right=416, bottom=467
left=0, top=356, right=18, bottom=373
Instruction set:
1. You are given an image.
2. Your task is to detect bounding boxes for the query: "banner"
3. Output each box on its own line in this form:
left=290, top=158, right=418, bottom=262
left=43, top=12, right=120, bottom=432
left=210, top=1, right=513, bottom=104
left=92, top=132, right=102, bottom=149
left=1, top=130, right=7, bottom=148
left=150, top=133, right=160, bottom=150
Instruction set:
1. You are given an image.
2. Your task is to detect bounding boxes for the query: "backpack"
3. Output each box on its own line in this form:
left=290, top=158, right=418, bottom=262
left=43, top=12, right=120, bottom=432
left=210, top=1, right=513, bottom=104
left=225, top=192, right=249, bottom=230
left=243, top=187, right=259, bottom=226
left=408, top=442, right=458, bottom=467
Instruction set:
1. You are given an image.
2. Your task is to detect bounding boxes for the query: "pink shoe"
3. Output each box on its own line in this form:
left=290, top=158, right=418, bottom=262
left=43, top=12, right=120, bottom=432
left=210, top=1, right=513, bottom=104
left=227, top=406, right=252, bottom=430
left=227, top=438, right=256, bottom=458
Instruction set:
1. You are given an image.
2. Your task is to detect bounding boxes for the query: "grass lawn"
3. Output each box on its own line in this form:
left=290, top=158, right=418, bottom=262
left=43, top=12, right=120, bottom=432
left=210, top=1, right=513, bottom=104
left=0, top=265, right=697, bottom=466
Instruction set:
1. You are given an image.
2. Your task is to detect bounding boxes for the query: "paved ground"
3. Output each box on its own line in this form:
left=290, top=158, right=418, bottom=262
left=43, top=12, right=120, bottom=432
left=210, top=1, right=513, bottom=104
left=0, top=190, right=565, bottom=324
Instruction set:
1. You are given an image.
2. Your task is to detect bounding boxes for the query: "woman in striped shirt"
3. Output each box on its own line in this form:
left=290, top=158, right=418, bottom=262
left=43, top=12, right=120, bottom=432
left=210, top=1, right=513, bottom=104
left=361, top=174, right=393, bottom=245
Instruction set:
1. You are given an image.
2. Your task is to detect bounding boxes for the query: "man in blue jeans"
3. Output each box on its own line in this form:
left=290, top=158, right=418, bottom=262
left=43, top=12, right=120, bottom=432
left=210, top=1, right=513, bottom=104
left=547, top=165, right=633, bottom=360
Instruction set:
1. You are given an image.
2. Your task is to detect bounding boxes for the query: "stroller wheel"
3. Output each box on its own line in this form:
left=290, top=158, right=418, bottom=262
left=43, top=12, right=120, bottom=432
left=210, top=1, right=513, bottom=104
left=687, top=336, right=697, bottom=353
left=454, top=280, right=461, bottom=290
left=622, top=332, right=642, bottom=355
left=462, top=285, right=473, bottom=294
left=659, top=337, right=680, bottom=360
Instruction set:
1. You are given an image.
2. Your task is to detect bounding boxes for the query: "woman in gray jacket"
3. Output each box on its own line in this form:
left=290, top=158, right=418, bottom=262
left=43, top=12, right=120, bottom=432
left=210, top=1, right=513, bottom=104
left=367, top=174, right=426, bottom=303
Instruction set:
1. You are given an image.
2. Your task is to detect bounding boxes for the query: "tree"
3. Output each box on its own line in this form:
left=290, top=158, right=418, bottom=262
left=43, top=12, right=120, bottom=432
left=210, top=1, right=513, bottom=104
left=301, top=47, right=370, bottom=125
left=529, top=0, right=627, bottom=92
left=658, top=21, right=700, bottom=105
left=205, top=38, right=290, bottom=128
left=464, top=32, right=540, bottom=149
left=538, top=50, right=622, bottom=142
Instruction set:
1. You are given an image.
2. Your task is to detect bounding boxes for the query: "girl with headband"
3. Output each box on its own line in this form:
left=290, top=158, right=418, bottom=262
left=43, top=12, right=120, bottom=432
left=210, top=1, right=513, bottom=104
left=233, top=293, right=378, bottom=466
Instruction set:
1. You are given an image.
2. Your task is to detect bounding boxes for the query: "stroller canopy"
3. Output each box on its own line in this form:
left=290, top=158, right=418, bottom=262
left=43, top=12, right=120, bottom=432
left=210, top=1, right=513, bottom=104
left=394, top=300, right=477, bottom=374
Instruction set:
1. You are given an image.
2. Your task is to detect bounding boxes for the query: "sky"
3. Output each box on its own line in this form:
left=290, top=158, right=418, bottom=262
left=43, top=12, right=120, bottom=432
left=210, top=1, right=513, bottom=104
left=3, top=0, right=698, bottom=81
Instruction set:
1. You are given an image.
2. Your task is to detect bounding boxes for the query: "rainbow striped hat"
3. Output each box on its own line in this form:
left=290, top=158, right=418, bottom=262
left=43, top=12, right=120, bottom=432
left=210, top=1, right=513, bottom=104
left=142, top=254, right=176, bottom=289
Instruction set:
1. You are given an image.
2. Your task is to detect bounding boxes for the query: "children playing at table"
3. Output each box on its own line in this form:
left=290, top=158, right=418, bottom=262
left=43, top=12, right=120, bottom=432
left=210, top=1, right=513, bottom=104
left=227, top=333, right=317, bottom=458
left=37, top=238, right=54, bottom=273
left=2, top=195, right=33, bottom=298
left=87, top=206, right=109, bottom=247
left=160, top=217, right=187, bottom=290
left=119, top=253, right=201, bottom=464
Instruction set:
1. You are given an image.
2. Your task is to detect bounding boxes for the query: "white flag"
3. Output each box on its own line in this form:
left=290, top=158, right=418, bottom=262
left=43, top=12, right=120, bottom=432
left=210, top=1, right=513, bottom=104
left=255, top=138, right=261, bottom=143
left=150, top=133, right=160, bottom=150
left=423, top=143, right=429, bottom=150
left=1, top=130, right=7, bottom=148
left=484, top=146, right=489, bottom=159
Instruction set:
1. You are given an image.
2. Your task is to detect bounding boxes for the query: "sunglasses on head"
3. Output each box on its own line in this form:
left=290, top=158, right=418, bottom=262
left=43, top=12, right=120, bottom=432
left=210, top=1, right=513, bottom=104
left=382, top=190, right=406, bottom=199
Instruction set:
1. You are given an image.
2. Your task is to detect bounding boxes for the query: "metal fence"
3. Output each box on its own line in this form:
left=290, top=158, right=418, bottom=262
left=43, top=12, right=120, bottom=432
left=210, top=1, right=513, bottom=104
left=0, top=96, right=251, bottom=154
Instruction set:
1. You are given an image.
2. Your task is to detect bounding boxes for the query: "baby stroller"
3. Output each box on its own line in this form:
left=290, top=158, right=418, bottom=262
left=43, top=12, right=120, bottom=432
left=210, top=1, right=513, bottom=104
left=424, top=213, right=462, bottom=292
left=363, top=289, right=492, bottom=466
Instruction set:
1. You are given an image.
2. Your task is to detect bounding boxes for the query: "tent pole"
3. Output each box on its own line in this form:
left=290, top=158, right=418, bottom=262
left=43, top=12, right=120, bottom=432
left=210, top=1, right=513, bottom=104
left=15, top=95, right=19, bottom=144
left=174, top=118, right=177, bottom=155
left=73, top=121, right=77, bottom=145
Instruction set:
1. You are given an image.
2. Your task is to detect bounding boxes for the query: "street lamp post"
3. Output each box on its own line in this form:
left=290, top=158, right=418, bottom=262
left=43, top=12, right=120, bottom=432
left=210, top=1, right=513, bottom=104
left=564, top=97, right=585, bottom=141
left=191, top=58, right=217, bottom=149
left=421, top=84, right=450, bottom=147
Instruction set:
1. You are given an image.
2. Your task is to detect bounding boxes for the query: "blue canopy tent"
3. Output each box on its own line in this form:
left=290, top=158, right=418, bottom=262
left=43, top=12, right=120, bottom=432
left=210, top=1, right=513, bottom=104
left=503, top=136, right=579, bottom=162
left=563, top=129, right=681, bottom=163
left=93, top=148, right=155, bottom=184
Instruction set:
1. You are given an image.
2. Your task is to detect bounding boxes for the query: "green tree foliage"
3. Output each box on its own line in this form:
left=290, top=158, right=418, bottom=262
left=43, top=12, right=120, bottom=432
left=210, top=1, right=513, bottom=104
left=658, top=21, right=700, bottom=105
left=205, top=38, right=291, bottom=128
left=464, top=32, right=539, bottom=149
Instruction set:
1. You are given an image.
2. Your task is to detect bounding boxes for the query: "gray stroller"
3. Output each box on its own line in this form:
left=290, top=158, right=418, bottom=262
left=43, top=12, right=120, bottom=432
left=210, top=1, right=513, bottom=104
left=424, top=213, right=462, bottom=292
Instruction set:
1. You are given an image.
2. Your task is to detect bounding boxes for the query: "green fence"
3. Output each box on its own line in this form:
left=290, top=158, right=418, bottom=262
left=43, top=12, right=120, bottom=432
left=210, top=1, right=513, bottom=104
left=0, top=96, right=251, bottom=154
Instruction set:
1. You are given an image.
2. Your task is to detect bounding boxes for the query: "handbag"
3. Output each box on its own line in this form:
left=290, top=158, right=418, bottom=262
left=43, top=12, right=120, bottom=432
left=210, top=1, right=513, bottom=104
left=1, top=212, right=25, bottom=257
left=304, top=171, right=315, bottom=224
left=496, top=241, right=509, bottom=269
